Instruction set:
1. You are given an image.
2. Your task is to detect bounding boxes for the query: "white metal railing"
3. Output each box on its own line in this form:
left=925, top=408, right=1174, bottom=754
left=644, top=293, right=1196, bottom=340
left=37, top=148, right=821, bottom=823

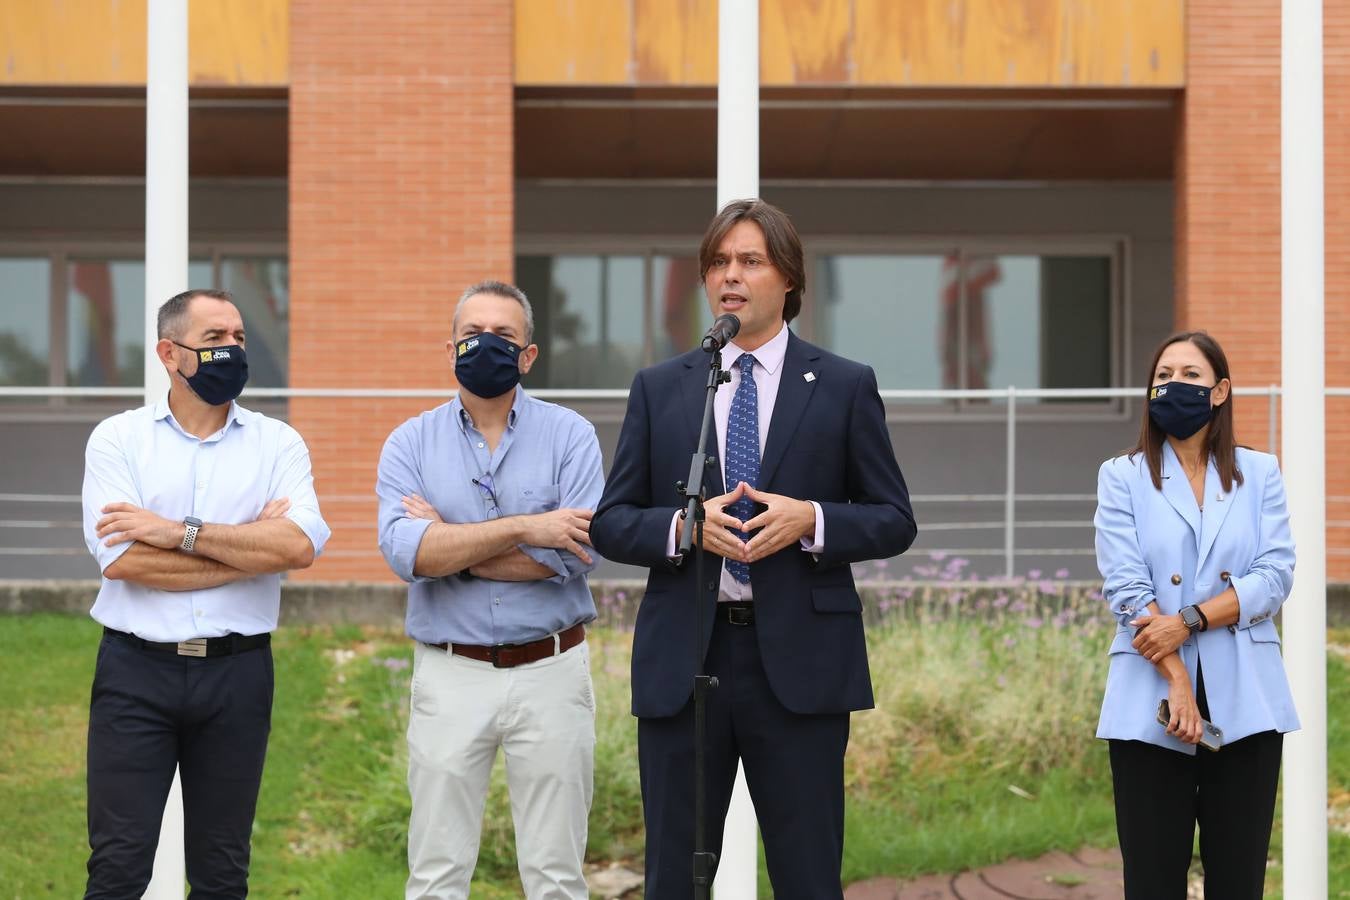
left=0, top=383, right=1298, bottom=575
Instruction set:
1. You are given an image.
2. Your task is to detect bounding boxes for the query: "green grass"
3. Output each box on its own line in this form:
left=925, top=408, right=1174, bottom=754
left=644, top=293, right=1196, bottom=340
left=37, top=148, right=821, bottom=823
left=2, top=609, right=1348, bottom=897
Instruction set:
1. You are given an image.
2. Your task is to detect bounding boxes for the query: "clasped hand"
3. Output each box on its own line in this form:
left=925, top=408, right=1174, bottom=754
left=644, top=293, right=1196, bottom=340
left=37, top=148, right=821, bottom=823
left=1129, top=613, right=1191, bottom=662
left=691, top=482, right=815, bottom=564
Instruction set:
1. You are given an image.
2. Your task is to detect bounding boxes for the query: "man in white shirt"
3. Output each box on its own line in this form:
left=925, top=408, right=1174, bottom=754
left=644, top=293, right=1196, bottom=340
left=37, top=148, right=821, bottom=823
left=80, top=289, right=330, bottom=899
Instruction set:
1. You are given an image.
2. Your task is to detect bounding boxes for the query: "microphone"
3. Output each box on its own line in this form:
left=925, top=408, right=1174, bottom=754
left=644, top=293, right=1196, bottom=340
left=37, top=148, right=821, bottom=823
left=701, top=314, right=740, bottom=353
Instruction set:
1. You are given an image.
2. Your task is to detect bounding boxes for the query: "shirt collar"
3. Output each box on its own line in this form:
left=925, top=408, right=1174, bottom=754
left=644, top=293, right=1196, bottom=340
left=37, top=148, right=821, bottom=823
left=725, top=322, right=789, bottom=376
left=453, top=385, right=526, bottom=433
left=153, top=393, right=247, bottom=437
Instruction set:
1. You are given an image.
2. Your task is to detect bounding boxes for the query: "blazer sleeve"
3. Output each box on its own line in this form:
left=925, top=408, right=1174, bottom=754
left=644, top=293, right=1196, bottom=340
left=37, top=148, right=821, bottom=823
left=1094, top=457, right=1156, bottom=627
left=1230, top=456, right=1296, bottom=629
left=590, top=369, right=685, bottom=570
left=813, top=365, right=917, bottom=568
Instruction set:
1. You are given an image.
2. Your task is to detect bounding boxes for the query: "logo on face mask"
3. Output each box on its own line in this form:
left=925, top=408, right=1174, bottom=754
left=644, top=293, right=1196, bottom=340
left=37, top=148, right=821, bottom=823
left=1149, top=381, right=1215, bottom=439
left=454, top=332, right=522, bottom=399
left=174, top=341, right=249, bottom=406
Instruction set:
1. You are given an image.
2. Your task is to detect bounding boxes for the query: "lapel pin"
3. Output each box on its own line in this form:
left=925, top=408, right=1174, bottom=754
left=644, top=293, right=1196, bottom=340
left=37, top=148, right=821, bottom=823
left=804, top=372, right=816, bottom=383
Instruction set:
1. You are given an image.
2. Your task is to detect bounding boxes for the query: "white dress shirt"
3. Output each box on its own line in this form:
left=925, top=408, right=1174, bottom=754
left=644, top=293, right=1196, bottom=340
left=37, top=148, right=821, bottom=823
left=667, top=322, right=825, bottom=600
left=81, top=397, right=331, bottom=642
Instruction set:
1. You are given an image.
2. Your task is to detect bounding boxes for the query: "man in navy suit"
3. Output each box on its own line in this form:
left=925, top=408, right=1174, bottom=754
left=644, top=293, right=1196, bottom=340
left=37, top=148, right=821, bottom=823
left=590, top=199, right=917, bottom=899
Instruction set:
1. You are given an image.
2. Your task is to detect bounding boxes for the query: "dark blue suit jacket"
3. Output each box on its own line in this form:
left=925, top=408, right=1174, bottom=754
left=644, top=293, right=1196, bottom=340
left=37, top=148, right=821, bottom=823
left=591, top=331, right=916, bottom=718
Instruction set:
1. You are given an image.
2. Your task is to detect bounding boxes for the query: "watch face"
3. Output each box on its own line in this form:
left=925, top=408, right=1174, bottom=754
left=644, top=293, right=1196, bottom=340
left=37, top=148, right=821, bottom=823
left=1181, top=606, right=1201, bottom=628
left=185, top=516, right=202, bottom=527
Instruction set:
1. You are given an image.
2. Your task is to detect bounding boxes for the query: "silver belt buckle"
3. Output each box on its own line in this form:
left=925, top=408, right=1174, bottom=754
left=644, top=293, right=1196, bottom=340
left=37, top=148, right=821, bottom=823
left=177, top=638, right=208, bottom=658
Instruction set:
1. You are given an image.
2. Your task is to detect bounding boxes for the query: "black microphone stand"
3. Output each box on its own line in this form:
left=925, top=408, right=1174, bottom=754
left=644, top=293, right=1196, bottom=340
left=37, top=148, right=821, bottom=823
left=675, top=345, right=730, bottom=899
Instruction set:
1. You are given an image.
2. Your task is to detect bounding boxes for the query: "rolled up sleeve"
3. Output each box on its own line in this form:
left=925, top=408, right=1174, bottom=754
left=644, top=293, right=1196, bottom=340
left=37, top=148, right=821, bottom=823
left=82, top=420, right=139, bottom=574
left=518, top=419, right=606, bottom=584
left=1094, top=458, right=1155, bottom=626
left=272, top=426, right=332, bottom=557
left=1231, top=458, right=1296, bottom=629
left=376, top=425, right=438, bottom=584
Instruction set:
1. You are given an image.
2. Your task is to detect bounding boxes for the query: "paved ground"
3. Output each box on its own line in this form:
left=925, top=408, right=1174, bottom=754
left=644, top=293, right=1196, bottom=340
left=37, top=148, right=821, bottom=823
left=844, top=847, right=1126, bottom=900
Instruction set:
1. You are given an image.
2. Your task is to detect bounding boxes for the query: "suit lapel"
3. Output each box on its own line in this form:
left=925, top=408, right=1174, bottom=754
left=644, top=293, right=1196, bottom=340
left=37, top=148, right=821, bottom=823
left=1160, top=442, right=1201, bottom=550
left=1196, top=460, right=1236, bottom=571
left=681, top=353, right=725, bottom=498
left=758, top=334, right=820, bottom=490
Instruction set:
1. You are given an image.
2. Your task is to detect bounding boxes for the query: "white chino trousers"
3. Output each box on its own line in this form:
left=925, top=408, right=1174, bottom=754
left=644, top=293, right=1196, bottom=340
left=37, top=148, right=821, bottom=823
left=405, top=639, right=595, bottom=900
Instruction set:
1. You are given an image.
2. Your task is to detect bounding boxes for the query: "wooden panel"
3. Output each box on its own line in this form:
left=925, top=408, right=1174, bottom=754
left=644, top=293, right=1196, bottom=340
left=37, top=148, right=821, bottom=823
left=761, top=0, right=851, bottom=84
left=633, top=0, right=718, bottom=84
left=515, top=0, right=632, bottom=85
left=0, top=0, right=289, bottom=86
left=855, top=0, right=1184, bottom=87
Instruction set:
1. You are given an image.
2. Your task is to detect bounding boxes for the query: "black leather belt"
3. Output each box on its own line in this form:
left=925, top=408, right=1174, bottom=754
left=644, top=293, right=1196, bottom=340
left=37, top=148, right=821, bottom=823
left=721, top=603, right=755, bottom=626
left=104, top=626, right=271, bottom=658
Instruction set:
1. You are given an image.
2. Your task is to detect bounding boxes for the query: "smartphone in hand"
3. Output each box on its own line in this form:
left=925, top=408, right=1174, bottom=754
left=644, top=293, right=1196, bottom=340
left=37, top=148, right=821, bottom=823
left=1157, top=699, right=1223, bottom=751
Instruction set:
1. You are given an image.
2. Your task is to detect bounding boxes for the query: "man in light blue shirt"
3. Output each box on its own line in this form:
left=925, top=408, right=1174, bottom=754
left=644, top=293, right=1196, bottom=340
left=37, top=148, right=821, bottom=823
left=377, top=280, right=604, bottom=900
left=80, top=288, right=330, bottom=898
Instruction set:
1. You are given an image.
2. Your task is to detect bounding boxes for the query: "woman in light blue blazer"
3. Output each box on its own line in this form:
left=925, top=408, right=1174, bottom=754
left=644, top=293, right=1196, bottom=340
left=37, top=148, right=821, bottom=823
left=1094, top=330, right=1297, bottom=900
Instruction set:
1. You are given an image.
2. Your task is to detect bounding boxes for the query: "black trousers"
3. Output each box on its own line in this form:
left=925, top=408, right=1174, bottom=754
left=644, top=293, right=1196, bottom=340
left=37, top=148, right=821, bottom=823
left=85, top=632, right=274, bottom=900
left=1108, top=668, right=1282, bottom=900
left=637, top=611, right=851, bottom=900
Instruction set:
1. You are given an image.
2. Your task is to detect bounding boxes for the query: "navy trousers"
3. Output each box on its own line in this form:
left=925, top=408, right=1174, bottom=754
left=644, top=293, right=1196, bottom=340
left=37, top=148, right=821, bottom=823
left=85, top=631, right=274, bottom=900
left=637, top=610, right=851, bottom=900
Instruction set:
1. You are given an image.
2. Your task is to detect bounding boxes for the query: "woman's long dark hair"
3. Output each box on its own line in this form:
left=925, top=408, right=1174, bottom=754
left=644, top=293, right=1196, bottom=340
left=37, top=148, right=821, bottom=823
left=1130, top=330, right=1243, bottom=493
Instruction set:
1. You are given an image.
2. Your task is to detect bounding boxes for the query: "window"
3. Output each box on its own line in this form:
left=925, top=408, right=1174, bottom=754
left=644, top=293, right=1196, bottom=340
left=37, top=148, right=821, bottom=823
left=515, top=243, right=1119, bottom=403
left=0, top=258, right=50, bottom=386
left=1, top=248, right=287, bottom=389
left=518, top=254, right=645, bottom=389
left=813, top=248, right=1116, bottom=404
left=221, top=257, right=289, bottom=387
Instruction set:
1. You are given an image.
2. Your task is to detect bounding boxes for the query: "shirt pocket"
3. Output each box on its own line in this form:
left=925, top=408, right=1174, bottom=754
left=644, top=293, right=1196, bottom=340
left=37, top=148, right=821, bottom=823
left=516, top=484, right=561, bottom=514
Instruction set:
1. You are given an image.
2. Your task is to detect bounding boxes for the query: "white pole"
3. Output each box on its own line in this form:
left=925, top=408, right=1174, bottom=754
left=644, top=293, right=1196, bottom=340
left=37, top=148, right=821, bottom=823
left=1281, top=1, right=1327, bottom=898
left=144, top=1, right=188, bottom=897
left=714, top=1, right=759, bottom=897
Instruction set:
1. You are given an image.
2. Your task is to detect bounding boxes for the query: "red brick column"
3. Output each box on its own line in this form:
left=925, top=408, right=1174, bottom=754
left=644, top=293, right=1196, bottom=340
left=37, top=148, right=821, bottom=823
left=1176, top=0, right=1282, bottom=445
left=289, top=0, right=514, bottom=580
left=1326, top=0, right=1350, bottom=579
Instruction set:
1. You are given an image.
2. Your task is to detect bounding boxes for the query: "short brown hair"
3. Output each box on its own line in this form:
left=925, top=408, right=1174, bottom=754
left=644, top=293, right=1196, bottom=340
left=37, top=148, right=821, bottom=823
left=698, top=199, right=805, bottom=324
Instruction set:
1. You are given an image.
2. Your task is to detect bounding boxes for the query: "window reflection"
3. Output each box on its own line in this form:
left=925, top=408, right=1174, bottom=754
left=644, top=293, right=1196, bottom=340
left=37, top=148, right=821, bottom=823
left=67, top=259, right=211, bottom=386
left=517, top=255, right=645, bottom=389
left=0, top=258, right=50, bottom=386
left=222, top=258, right=289, bottom=387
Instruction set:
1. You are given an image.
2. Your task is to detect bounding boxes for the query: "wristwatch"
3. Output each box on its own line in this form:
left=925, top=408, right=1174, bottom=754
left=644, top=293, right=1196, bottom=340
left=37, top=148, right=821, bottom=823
left=1179, top=604, right=1207, bottom=633
left=181, top=516, right=203, bottom=553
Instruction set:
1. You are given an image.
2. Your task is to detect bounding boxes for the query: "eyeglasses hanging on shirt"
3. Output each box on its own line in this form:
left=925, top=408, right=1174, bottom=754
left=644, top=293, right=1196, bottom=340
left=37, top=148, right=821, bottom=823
left=472, top=474, right=501, bottom=517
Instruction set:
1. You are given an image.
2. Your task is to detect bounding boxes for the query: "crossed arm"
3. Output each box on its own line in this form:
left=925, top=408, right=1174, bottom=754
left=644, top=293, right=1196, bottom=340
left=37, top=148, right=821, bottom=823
left=99, top=498, right=314, bottom=591
left=399, top=494, right=590, bottom=581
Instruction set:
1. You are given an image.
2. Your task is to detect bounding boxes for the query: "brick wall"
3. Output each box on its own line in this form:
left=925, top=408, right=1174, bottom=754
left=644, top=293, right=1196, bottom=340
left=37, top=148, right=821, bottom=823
left=1181, top=0, right=1350, bottom=577
left=1176, top=0, right=1282, bottom=446
left=289, top=0, right=514, bottom=581
left=1328, top=0, right=1350, bottom=579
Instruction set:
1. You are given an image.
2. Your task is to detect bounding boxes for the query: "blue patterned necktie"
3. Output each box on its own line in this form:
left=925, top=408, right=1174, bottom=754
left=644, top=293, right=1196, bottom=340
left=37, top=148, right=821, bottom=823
left=724, top=353, right=760, bottom=585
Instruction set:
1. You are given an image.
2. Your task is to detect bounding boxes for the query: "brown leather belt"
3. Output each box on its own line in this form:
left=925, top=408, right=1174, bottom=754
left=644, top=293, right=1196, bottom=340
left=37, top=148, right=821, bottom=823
left=428, top=622, right=585, bottom=668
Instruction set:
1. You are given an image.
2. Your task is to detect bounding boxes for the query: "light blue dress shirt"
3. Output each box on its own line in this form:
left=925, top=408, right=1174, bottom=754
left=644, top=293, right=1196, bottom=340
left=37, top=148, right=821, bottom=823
left=80, top=398, right=331, bottom=642
left=376, top=387, right=604, bottom=646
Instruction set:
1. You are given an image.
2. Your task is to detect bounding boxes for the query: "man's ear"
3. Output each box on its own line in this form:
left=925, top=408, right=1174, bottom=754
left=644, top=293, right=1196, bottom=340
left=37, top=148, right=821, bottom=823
left=157, top=338, right=180, bottom=374
left=518, top=343, right=540, bottom=375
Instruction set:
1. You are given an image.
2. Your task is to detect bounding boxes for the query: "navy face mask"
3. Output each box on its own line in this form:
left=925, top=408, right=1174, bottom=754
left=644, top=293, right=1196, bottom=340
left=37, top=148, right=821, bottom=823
left=1148, top=381, right=1216, bottom=439
left=455, top=332, right=522, bottom=399
left=174, top=342, right=249, bottom=406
